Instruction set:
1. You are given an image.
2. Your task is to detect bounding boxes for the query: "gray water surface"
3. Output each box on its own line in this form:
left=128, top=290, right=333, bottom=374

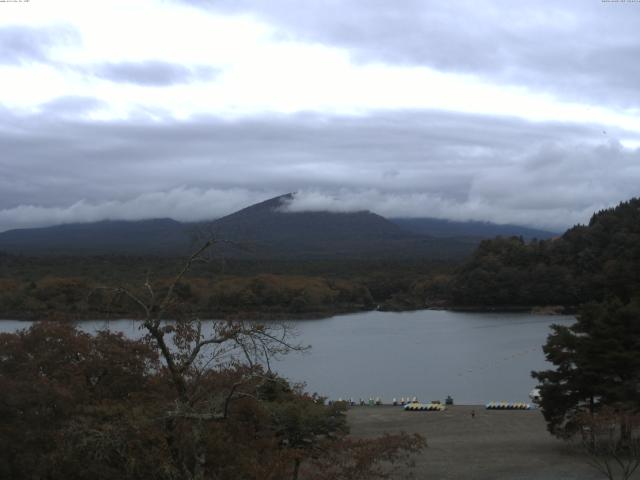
left=1, top=310, right=574, bottom=404
left=271, top=310, right=574, bottom=404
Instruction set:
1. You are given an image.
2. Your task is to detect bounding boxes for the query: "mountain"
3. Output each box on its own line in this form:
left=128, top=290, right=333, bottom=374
left=205, top=193, right=424, bottom=258
left=0, top=218, right=192, bottom=255
left=211, top=194, right=405, bottom=242
left=0, top=194, right=552, bottom=259
left=391, top=217, right=557, bottom=240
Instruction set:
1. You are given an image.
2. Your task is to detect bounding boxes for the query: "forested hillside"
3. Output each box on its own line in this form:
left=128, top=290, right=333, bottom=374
left=450, top=198, right=640, bottom=307
left=391, top=217, right=556, bottom=240
left=0, top=194, right=551, bottom=260
left=0, top=219, right=193, bottom=256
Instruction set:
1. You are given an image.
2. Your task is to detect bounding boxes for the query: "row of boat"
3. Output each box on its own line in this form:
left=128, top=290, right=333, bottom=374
left=404, top=403, right=447, bottom=411
left=329, top=397, right=536, bottom=411
left=485, top=401, right=532, bottom=410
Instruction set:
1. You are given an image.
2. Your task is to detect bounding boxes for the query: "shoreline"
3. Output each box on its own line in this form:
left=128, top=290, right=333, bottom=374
left=0, top=304, right=577, bottom=322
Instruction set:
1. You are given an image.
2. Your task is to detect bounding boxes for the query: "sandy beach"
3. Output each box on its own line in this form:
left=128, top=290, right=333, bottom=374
left=347, top=405, right=633, bottom=480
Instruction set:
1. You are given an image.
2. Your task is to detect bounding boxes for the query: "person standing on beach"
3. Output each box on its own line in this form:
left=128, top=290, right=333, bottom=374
left=471, top=409, right=476, bottom=419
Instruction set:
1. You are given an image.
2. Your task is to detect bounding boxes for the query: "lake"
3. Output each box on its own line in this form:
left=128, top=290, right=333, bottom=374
left=0, top=310, right=574, bottom=404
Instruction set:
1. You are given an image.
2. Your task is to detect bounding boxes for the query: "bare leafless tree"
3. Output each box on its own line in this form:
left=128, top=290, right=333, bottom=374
left=577, top=407, right=640, bottom=480
left=109, top=239, right=307, bottom=480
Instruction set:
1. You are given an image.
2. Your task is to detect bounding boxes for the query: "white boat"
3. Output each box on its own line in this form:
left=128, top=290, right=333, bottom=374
left=529, top=388, right=541, bottom=403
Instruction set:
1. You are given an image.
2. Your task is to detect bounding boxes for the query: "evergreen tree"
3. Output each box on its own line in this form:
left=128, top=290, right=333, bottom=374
left=532, top=297, right=640, bottom=437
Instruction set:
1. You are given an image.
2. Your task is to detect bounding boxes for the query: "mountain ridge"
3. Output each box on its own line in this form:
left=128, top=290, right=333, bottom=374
left=0, top=194, right=557, bottom=258
left=390, top=217, right=557, bottom=240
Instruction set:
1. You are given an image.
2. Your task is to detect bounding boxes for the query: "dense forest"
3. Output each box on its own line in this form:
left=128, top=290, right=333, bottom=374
left=450, top=198, right=640, bottom=308
left=0, top=254, right=454, bottom=320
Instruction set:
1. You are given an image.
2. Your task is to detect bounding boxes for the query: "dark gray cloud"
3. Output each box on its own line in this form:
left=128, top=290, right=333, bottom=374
left=0, top=105, right=638, bottom=232
left=179, top=0, right=640, bottom=108
left=93, top=61, right=219, bottom=86
left=0, top=24, right=80, bottom=65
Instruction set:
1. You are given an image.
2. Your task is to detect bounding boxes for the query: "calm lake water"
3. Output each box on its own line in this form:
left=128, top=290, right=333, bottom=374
left=0, top=310, right=574, bottom=404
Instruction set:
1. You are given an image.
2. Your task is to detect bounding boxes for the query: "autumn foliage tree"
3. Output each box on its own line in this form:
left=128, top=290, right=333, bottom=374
left=0, top=322, right=160, bottom=479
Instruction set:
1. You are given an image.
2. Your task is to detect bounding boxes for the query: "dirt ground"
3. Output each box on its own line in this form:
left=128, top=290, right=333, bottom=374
left=347, top=405, right=637, bottom=480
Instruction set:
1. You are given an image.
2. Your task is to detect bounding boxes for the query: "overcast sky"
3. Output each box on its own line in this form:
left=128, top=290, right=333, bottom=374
left=1, top=0, right=639, bottom=232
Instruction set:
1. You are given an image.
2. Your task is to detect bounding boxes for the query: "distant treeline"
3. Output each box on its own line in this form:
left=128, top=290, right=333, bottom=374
left=449, top=198, right=640, bottom=307
left=0, top=275, right=369, bottom=320
left=0, top=255, right=456, bottom=319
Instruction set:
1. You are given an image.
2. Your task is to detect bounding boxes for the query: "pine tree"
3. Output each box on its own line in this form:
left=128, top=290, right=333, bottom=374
left=532, top=297, right=640, bottom=437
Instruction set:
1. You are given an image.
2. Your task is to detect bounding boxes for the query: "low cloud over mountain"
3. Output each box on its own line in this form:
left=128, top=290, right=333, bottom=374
left=1, top=1, right=639, bottom=233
